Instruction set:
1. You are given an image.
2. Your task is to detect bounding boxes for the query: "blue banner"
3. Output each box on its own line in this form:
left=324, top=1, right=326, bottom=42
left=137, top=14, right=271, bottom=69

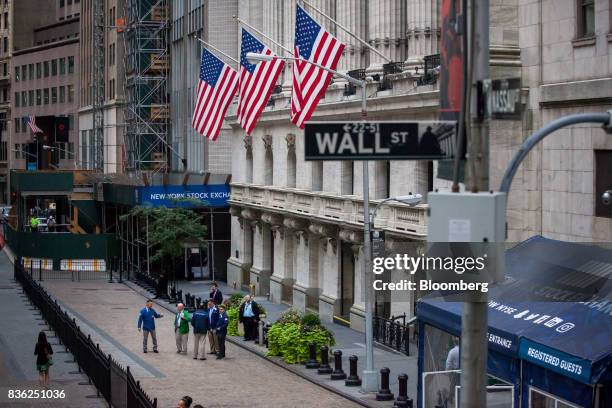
left=137, top=184, right=230, bottom=208
left=519, top=338, right=592, bottom=384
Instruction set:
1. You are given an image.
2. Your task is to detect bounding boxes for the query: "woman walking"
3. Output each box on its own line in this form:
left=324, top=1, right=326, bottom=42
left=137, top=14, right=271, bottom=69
left=34, top=331, right=53, bottom=388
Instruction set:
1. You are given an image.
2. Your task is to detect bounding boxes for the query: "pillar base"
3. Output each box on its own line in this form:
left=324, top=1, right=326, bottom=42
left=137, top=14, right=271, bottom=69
left=349, top=304, right=366, bottom=332
left=318, top=293, right=340, bottom=323
left=270, top=275, right=294, bottom=304
left=226, top=257, right=245, bottom=289
left=361, top=369, right=379, bottom=393
left=249, top=266, right=271, bottom=297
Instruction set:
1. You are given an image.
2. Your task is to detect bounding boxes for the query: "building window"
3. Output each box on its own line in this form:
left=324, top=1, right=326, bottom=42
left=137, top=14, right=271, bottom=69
left=28, top=64, right=34, bottom=80
left=14, top=120, right=18, bottom=134
left=28, top=90, right=34, bottom=106
left=596, top=150, right=612, bottom=217
left=36, top=89, right=41, bottom=105
left=59, top=86, right=65, bottom=103
left=21, top=65, right=27, bottom=81
left=59, top=57, right=66, bottom=75
left=68, top=56, right=74, bottom=74
left=21, top=91, right=26, bottom=106
left=577, top=0, right=595, bottom=38
left=109, top=43, right=115, bottom=66
left=43, top=61, right=49, bottom=77
left=36, top=62, right=41, bottom=78
left=13, top=92, right=18, bottom=107
left=43, top=88, right=49, bottom=104
left=2, top=63, right=6, bottom=77
left=60, top=0, right=64, bottom=7
left=2, top=88, right=6, bottom=102
left=51, top=59, right=57, bottom=76
left=3, top=37, right=7, bottom=54
left=68, top=0, right=72, bottom=5
left=14, top=143, right=20, bottom=158
left=14, top=66, right=18, bottom=81
left=108, top=78, right=115, bottom=100
left=22, top=117, right=28, bottom=132
left=68, top=84, right=74, bottom=102
left=51, top=87, right=57, bottom=104
left=3, top=12, right=7, bottom=30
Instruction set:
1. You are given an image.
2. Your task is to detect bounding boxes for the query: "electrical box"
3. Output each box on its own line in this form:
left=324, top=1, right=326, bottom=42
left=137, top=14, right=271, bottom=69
left=427, top=191, right=507, bottom=286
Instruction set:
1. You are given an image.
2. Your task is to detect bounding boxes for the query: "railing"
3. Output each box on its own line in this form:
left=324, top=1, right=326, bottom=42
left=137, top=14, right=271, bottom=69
left=373, top=314, right=412, bottom=355
left=14, top=260, right=157, bottom=408
left=417, top=53, right=440, bottom=86
left=22, top=258, right=124, bottom=281
left=230, top=183, right=428, bottom=237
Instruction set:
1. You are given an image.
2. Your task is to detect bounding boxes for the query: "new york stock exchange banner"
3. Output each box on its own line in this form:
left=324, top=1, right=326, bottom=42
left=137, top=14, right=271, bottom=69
left=136, top=184, right=231, bottom=208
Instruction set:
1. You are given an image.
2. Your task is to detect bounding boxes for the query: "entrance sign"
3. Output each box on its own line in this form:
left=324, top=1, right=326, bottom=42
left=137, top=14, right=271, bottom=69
left=137, top=184, right=230, bottom=208
left=304, top=121, right=456, bottom=161
left=487, top=78, right=522, bottom=119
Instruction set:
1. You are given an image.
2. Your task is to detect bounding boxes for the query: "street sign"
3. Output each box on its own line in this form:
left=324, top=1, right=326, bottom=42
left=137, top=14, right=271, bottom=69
left=487, top=78, right=522, bottom=119
left=304, top=121, right=456, bottom=161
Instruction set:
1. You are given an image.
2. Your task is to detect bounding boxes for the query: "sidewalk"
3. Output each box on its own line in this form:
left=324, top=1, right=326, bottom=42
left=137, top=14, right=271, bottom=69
left=174, top=279, right=419, bottom=403
left=38, top=278, right=364, bottom=408
left=0, top=252, right=105, bottom=408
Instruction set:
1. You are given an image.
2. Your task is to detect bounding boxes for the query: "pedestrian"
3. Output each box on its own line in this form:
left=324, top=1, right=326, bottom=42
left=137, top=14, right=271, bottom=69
left=137, top=299, right=163, bottom=353
left=190, top=302, right=209, bottom=360
left=239, top=294, right=260, bottom=341
left=216, top=304, right=229, bottom=359
left=30, top=216, right=39, bottom=232
left=210, top=282, right=223, bottom=305
left=174, top=303, right=190, bottom=354
left=445, top=336, right=460, bottom=370
left=155, top=272, right=168, bottom=299
left=47, top=215, right=56, bottom=232
left=177, top=395, right=193, bottom=408
left=206, top=299, right=220, bottom=355
left=34, top=331, right=53, bottom=389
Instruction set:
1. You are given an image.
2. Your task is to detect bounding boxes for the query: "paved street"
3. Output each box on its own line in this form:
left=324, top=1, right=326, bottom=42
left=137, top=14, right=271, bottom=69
left=39, top=277, right=364, bottom=408
left=0, top=252, right=105, bottom=408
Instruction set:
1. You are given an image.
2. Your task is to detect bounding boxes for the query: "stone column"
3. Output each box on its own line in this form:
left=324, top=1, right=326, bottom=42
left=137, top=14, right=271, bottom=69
left=263, top=0, right=285, bottom=80
left=336, top=0, right=368, bottom=75
left=250, top=220, right=272, bottom=296
left=227, top=207, right=245, bottom=287
left=350, top=244, right=366, bottom=332
left=310, top=224, right=340, bottom=322
left=367, top=0, right=407, bottom=73
left=390, top=161, right=429, bottom=198
left=269, top=222, right=295, bottom=304
left=405, top=0, right=440, bottom=73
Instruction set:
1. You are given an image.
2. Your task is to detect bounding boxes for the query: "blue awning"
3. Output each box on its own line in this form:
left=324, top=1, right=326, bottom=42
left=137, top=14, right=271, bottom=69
left=417, top=236, right=612, bottom=385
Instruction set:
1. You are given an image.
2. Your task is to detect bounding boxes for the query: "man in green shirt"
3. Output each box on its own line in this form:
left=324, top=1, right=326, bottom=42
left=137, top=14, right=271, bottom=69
left=174, top=303, right=190, bottom=354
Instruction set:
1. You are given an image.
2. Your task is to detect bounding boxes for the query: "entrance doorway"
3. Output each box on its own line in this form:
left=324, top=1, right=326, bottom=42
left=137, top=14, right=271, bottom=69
left=340, top=242, right=355, bottom=320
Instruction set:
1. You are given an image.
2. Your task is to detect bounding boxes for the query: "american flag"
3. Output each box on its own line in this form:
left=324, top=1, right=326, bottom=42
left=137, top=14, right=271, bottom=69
left=27, top=115, right=43, bottom=133
left=192, top=48, right=239, bottom=141
left=237, top=29, right=285, bottom=135
left=291, top=4, right=345, bottom=129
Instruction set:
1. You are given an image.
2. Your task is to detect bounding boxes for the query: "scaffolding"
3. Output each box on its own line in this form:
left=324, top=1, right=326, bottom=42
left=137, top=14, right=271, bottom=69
left=123, top=0, right=170, bottom=174
left=93, top=0, right=105, bottom=171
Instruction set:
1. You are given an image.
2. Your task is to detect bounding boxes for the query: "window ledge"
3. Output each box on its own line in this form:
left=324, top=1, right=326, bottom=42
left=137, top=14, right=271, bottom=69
left=607, top=32, right=612, bottom=43
left=572, top=35, right=596, bottom=47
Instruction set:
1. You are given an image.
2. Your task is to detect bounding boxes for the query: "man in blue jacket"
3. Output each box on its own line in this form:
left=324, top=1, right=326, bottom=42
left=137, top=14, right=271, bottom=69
left=215, top=304, right=229, bottom=359
left=190, top=303, right=210, bottom=360
left=137, top=299, right=163, bottom=353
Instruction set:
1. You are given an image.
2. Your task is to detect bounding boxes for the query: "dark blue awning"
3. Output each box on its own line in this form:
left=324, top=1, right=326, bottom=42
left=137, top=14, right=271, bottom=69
left=417, top=236, right=612, bottom=385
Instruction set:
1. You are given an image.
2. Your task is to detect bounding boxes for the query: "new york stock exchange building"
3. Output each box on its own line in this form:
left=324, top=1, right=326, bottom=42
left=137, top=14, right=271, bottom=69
left=224, top=0, right=521, bottom=331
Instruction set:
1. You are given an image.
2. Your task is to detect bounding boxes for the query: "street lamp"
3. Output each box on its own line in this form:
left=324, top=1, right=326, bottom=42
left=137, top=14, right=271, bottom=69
left=247, top=51, right=379, bottom=391
left=42, top=144, right=77, bottom=169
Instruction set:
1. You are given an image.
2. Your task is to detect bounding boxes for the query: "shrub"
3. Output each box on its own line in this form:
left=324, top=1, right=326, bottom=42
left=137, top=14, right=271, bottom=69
left=276, top=308, right=301, bottom=325
left=301, top=312, right=321, bottom=327
left=226, top=305, right=240, bottom=336
left=228, top=292, right=245, bottom=308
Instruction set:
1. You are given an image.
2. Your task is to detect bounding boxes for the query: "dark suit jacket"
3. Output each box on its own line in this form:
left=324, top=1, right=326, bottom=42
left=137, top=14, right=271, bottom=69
left=239, top=301, right=260, bottom=322
left=210, top=289, right=223, bottom=305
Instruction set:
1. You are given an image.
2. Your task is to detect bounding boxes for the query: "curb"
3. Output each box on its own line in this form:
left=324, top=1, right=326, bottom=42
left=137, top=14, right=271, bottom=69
left=123, top=280, right=380, bottom=408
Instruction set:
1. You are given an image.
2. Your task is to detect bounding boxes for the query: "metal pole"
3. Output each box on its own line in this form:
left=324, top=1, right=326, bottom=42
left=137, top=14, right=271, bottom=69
left=360, top=81, right=377, bottom=392
left=210, top=209, right=215, bottom=282
left=461, top=1, right=489, bottom=407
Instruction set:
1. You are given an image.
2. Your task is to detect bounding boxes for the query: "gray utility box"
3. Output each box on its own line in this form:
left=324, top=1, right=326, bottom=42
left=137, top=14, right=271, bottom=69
left=427, top=191, right=507, bottom=284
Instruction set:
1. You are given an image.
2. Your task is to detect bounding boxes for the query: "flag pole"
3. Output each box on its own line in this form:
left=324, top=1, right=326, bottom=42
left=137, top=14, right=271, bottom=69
left=298, top=0, right=391, bottom=63
left=232, top=15, right=293, bottom=56
left=193, top=35, right=240, bottom=65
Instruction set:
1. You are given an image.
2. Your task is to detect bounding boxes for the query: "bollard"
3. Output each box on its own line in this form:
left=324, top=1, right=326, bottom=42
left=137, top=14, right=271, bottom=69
left=317, top=346, right=333, bottom=374
left=169, top=286, right=177, bottom=304
left=38, top=260, right=42, bottom=281
left=393, top=373, right=413, bottom=408
left=305, top=342, right=319, bottom=369
left=196, top=296, right=202, bottom=309
left=376, top=367, right=394, bottom=401
left=177, top=289, right=183, bottom=304
left=345, top=355, right=361, bottom=386
left=108, top=262, right=114, bottom=283
left=118, top=262, right=123, bottom=283
left=185, top=292, right=191, bottom=307
left=330, top=350, right=347, bottom=380
left=256, top=320, right=265, bottom=345
left=263, top=323, right=271, bottom=347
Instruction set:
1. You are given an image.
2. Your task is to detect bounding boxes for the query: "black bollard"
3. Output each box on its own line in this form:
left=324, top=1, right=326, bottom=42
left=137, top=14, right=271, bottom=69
left=305, top=342, right=319, bottom=368
left=345, top=355, right=361, bottom=386
left=263, top=323, right=271, bottom=347
left=330, top=350, right=347, bottom=380
left=393, top=373, right=413, bottom=408
left=118, top=260, right=123, bottom=283
left=318, top=346, right=333, bottom=374
left=169, top=286, right=177, bottom=304
left=196, top=296, right=202, bottom=309
left=177, top=289, right=183, bottom=304
left=376, top=367, right=394, bottom=401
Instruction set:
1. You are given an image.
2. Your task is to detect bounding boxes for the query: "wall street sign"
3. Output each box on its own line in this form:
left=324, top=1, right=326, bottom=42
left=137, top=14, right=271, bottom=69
left=487, top=78, right=522, bottom=119
left=304, top=121, right=456, bottom=161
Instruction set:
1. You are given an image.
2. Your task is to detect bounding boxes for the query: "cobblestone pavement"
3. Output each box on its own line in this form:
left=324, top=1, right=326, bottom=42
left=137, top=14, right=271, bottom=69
left=40, top=279, right=362, bottom=408
left=0, top=253, right=105, bottom=408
